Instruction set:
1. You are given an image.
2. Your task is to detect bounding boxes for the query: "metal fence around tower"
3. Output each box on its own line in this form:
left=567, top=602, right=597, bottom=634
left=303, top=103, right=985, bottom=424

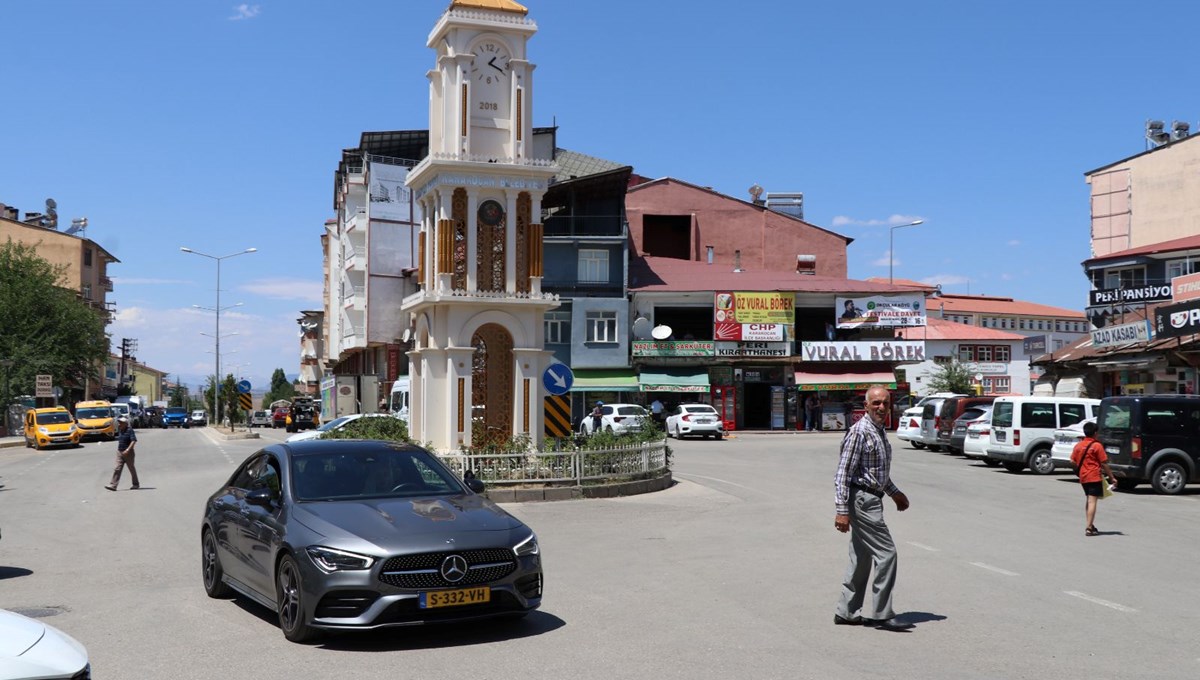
left=437, top=440, right=669, bottom=485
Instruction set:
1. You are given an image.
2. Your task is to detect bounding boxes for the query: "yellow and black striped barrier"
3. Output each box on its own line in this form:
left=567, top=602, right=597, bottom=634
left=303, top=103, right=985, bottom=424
left=238, top=393, right=253, bottom=411
left=544, top=394, right=572, bottom=438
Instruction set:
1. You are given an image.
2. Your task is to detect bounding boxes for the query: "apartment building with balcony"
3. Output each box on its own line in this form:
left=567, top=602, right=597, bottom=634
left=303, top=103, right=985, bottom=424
left=297, top=310, right=324, bottom=396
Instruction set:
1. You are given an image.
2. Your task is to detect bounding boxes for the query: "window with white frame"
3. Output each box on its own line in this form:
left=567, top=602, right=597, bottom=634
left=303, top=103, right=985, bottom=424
left=959, top=344, right=1010, bottom=362
left=545, top=311, right=570, bottom=345
left=1104, top=267, right=1146, bottom=289
left=1167, top=259, right=1198, bottom=280
left=586, top=310, right=618, bottom=343
left=578, top=249, right=609, bottom=283
left=983, top=376, right=1010, bottom=395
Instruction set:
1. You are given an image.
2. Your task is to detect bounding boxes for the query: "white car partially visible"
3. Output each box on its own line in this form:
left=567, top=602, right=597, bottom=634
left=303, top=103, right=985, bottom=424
left=962, top=420, right=997, bottom=465
left=665, top=404, right=724, bottom=440
left=0, top=609, right=89, bottom=680
left=1050, top=418, right=1093, bottom=470
left=285, top=413, right=396, bottom=443
left=895, top=407, right=925, bottom=449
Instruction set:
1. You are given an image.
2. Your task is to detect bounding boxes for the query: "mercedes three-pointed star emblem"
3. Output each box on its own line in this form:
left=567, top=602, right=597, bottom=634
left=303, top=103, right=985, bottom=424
left=440, top=554, right=468, bottom=583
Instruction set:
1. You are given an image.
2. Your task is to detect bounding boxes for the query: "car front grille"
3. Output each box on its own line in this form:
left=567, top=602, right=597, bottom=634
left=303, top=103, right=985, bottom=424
left=315, top=590, right=380, bottom=619
left=379, top=548, right=516, bottom=589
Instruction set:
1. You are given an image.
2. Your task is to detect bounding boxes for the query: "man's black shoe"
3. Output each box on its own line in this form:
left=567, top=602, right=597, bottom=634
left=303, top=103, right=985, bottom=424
left=833, top=614, right=864, bottom=626
left=867, top=617, right=913, bottom=631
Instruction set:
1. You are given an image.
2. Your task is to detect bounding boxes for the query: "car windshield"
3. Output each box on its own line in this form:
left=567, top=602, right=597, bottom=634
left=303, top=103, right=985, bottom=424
left=36, top=412, right=73, bottom=425
left=76, top=407, right=110, bottom=419
left=958, top=407, right=987, bottom=422
left=993, top=401, right=1014, bottom=428
left=617, top=406, right=646, bottom=416
left=166, top=407, right=186, bottom=415
left=683, top=406, right=717, bottom=414
left=290, top=446, right=463, bottom=501
left=317, top=416, right=354, bottom=432
left=192, top=411, right=205, bottom=417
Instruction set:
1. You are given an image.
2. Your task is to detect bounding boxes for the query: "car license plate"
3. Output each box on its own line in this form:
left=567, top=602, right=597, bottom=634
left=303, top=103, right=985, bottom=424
left=420, top=587, right=490, bottom=609
left=695, top=418, right=712, bottom=424
left=967, top=432, right=979, bottom=439
left=996, top=431, right=1006, bottom=442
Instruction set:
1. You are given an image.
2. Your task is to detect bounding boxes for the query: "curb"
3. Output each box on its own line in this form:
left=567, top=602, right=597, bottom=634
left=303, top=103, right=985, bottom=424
left=198, top=427, right=260, bottom=443
left=0, top=439, right=26, bottom=449
left=483, top=471, right=673, bottom=503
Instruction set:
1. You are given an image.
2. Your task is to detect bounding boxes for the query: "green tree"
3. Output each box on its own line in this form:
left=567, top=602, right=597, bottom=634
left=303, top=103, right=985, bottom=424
left=926, top=360, right=976, bottom=395
left=0, top=239, right=108, bottom=402
left=262, top=367, right=295, bottom=407
left=168, top=375, right=188, bottom=407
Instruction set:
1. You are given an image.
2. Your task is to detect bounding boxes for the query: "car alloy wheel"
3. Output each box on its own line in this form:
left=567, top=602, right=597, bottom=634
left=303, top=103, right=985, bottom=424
left=1151, top=461, right=1187, bottom=495
left=276, top=555, right=317, bottom=642
left=1029, top=448, right=1055, bottom=475
left=202, top=530, right=232, bottom=598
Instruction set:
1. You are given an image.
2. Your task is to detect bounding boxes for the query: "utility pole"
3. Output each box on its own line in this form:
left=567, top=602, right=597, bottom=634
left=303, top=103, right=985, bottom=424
left=119, top=338, right=138, bottom=393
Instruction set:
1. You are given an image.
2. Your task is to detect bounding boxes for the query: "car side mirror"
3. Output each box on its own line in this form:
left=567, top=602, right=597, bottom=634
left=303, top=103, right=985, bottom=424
left=246, top=487, right=276, bottom=508
left=465, top=477, right=486, bottom=494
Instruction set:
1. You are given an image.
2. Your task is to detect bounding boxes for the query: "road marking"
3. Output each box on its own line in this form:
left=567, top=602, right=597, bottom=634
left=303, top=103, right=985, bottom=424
left=907, top=542, right=940, bottom=552
left=970, top=561, right=1019, bottom=576
left=672, top=472, right=757, bottom=491
left=1064, top=591, right=1136, bottom=613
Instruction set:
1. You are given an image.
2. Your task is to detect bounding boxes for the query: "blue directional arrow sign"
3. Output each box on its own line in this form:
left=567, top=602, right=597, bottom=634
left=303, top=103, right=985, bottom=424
left=542, top=363, right=573, bottom=397
left=236, top=379, right=252, bottom=394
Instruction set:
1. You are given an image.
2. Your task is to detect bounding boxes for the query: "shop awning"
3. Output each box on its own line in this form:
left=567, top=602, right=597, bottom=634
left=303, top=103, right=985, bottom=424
left=571, top=368, right=639, bottom=392
left=639, top=368, right=710, bottom=393
left=795, top=368, right=897, bottom=392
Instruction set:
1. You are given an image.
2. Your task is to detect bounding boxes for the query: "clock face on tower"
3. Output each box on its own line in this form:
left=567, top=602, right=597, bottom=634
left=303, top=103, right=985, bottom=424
left=478, top=199, right=505, bottom=227
left=469, top=41, right=511, bottom=114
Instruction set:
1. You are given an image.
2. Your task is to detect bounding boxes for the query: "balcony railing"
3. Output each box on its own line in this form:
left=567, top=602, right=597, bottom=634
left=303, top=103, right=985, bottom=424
left=100, top=276, right=113, bottom=292
left=542, top=214, right=626, bottom=238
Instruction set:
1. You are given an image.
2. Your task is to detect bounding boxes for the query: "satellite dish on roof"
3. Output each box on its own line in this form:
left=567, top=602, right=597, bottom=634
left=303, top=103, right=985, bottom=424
left=651, top=325, right=673, bottom=340
left=631, top=316, right=652, bottom=340
left=400, top=328, right=412, bottom=343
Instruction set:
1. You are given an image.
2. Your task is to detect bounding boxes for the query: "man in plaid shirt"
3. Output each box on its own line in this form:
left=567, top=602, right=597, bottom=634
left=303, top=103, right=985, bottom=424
left=833, top=385, right=911, bottom=631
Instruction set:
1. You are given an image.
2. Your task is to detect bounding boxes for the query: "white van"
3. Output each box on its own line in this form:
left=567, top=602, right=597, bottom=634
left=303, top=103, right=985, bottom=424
left=985, top=396, right=1100, bottom=474
left=388, top=377, right=410, bottom=423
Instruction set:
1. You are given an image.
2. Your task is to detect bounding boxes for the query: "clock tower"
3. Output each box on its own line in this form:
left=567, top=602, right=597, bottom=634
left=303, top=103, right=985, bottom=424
left=403, top=0, right=559, bottom=452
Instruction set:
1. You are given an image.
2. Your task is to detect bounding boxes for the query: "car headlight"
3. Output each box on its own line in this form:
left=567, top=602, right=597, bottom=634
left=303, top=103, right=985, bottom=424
left=514, top=532, right=539, bottom=557
left=305, top=546, right=375, bottom=572
left=38, top=427, right=49, bottom=434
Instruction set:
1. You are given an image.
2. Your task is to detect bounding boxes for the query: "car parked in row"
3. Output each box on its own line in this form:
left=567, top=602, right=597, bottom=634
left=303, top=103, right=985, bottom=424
left=918, top=395, right=966, bottom=451
left=272, top=406, right=290, bottom=429
left=23, top=406, right=81, bottom=450
left=1050, top=418, right=1093, bottom=470
left=947, top=404, right=993, bottom=454
left=190, top=410, right=208, bottom=427
left=200, top=440, right=542, bottom=642
left=961, top=419, right=997, bottom=464
left=985, top=396, right=1099, bottom=474
left=577, top=403, right=649, bottom=435
left=664, top=403, right=724, bottom=439
left=249, top=410, right=273, bottom=428
left=935, top=396, right=996, bottom=452
left=141, top=406, right=165, bottom=429
left=895, top=406, right=925, bottom=448
left=1097, top=394, right=1200, bottom=494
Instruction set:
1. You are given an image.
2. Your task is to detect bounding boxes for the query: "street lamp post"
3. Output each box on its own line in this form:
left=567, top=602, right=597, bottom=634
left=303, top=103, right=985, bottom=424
left=888, top=219, right=925, bottom=285
left=181, top=247, right=256, bottom=427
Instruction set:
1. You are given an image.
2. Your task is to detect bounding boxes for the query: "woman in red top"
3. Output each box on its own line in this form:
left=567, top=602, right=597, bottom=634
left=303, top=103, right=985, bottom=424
left=1070, top=421, right=1117, bottom=537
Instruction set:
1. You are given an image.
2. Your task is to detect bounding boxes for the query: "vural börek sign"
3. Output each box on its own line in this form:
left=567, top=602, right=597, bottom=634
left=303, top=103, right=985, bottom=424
left=714, top=292, right=794, bottom=341
left=800, top=341, right=926, bottom=362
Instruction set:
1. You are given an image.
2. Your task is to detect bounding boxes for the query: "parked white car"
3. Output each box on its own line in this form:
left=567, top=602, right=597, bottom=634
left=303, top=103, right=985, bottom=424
left=578, top=403, right=649, bottom=435
left=249, top=410, right=273, bottom=428
left=895, top=406, right=925, bottom=448
left=0, top=609, right=89, bottom=679
left=285, top=413, right=396, bottom=443
left=665, top=403, right=724, bottom=439
left=1050, top=418, right=1094, bottom=470
left=962, top=420, right=998, bottom=464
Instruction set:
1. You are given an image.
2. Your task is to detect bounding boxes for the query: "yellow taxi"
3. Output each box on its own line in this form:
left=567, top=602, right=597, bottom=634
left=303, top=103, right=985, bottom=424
left=74, top=400, right=117, bottom=441
left=24, top=406, right=83, bottom=450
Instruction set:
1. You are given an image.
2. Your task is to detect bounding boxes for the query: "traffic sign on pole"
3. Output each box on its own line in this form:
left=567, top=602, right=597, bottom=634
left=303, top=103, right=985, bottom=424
left=542, top=363, right=573, bottom=396
left=35, top=374, right=53, bottom=398
left=236, top=379, right=252, bottom=394
left=238, top=393, right=253, bottom=411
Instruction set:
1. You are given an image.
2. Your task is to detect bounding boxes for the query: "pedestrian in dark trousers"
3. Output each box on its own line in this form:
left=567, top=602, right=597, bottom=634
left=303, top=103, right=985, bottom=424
left=105, top=416, right=139, bottom=491
left=833, top=385, right=911, bottom=631
left=1071, top=421, right=1116, bottom=537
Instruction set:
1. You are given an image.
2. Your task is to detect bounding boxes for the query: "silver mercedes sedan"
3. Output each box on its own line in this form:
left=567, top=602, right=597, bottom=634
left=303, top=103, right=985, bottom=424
left=200, top=440, right=542, bottom=642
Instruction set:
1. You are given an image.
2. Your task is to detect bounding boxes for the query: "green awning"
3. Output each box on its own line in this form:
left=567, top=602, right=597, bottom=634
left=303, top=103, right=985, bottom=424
left=639, top=368, right=711, bottom=393
left=571, top=368, right=639, bottom=392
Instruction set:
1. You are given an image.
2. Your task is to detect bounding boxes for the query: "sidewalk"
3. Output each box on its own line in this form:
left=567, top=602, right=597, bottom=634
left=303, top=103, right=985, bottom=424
left=0, top=435, right=25, bottom=449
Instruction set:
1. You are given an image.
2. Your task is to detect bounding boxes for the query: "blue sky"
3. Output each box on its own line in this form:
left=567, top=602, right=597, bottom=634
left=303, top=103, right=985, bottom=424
left=3, top=1, right=1198, bottom=388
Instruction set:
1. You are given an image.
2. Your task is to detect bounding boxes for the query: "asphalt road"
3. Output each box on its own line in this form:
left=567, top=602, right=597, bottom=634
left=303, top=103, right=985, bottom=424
left=1, top=427, right=1198, bottom=679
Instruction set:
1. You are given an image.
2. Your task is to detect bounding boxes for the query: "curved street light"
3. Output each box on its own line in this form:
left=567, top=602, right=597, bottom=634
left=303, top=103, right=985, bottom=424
left=181, top=247, right=256, bottom=424
left=888, top=220, right=925, bottom=285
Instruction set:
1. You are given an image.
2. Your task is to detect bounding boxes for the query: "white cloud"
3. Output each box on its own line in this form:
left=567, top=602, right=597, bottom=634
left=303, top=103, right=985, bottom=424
left=1007, top=240, right=1021, bottom=247
left=238, top=277, right=323, bottom=303
left=1000, top=273, right=1014, bottom=281
left=228, top=4, right=261, bottom=21
left=871, top=251, right=898, bottom=267
left=831, top=214, right=924, bottom=228
left=919, top=274, right=970, bottom=287
left=111, top=277, right=191, bottom=285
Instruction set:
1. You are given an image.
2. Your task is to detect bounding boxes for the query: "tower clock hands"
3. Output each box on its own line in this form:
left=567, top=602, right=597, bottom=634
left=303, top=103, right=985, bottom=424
left=488, top=56, right=505, bottom=73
